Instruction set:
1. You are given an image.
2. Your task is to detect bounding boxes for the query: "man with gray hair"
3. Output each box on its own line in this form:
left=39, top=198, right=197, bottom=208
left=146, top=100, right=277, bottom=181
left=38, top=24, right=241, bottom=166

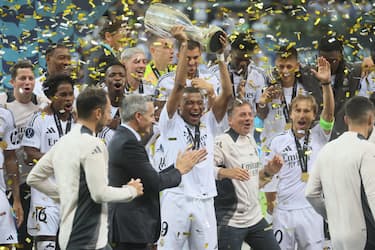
left=108, top=94, right=207, bottom=250
left=120, top=48, right=156, bottom=96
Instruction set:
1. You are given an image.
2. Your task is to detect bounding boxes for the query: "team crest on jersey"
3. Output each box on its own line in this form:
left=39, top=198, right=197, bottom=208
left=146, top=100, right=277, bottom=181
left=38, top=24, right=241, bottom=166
left=25, top=128, right=35, bottom=138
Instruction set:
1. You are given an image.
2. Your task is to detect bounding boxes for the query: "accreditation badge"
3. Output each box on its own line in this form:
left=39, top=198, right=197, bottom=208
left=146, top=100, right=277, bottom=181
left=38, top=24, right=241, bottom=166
left=301, top=172, right=309, bottom=182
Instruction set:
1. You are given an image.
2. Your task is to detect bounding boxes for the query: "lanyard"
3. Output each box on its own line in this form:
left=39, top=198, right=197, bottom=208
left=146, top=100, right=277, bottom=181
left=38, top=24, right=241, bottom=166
left=53, top=112, right=72, bottom=138
left=229, top=64, right=248, bottom=98
left=281, top=81, right=298, bottom=123
left=293, top=130, right=310, bottom=173
left=150, top=62, right=171, bottom=80
left=125, top=81, right=144, bottom=94
left=186, top=124, right=200, bottom=150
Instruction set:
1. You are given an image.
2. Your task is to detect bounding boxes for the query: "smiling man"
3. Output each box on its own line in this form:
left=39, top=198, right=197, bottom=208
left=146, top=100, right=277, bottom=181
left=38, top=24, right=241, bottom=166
left=263, top=57, right=334, bottom=249
left=22, top=74, right=75, bottom=250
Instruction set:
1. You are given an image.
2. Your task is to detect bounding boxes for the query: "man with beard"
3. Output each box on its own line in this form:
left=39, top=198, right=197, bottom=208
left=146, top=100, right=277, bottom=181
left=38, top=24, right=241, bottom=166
left=264, top=57, right=334, bottom=249
left=121, top=48, right=156, bottom=96
left=98, top=63, right=126, bottom=144
left=33, top=44, right=72, bottom=101
left=27, top=87, right=144, bottom=250
left=210, top=32, right=266, bottom=111
left=306, top=96, right=375, bottom=250
left=317, top=36, right=362, bottom=139
left=22, top=74, right=75, bottom=250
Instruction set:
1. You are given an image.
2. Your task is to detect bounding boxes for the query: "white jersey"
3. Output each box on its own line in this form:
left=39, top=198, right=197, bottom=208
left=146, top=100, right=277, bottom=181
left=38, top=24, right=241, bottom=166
left=306, top=132, right=375, bottom=250
left=358, top=71, right=375, bottom=98
left=6, top=100, right=41, bottom=183
left=210, top=62, right=266, bottom=109
left=157, top=67, right=221, bottom=99
left=0, top=107, right=19, bottom=193
left=264, top=124, right=330, bottom=210
left=214, top=129, right=263, bottom=228
left=124, top=80, right=156, bottom=96
left=22, top=111, right=74, bottom=206
left=261, top=83, right=305, bottom=147
left=158, top=106, right=219, bottom=199
left=97, top=105, right=119, bottom=145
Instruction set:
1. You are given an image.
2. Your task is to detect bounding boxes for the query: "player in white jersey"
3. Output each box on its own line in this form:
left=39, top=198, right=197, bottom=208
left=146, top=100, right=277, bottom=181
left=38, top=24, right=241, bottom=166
left=7, top=60, right=49, bottom=250
left=27, top=87, right=144, bottom=250
left=22, top=75, right=75, bottom=250
left=258, top=46, right=310, bottom=148
left=97, top=63, right=126, bottom=145
left=156, top=39, right=220, bottom=106
left=157, top=26, right=232, bottom=250
left=209, top=32, right=265, bottom=110
left=120, top=47, right=156, bottom=96
left=0, top=107, right=23, bottom=247
left=264, top=56, right=334, bottom=250
left=306, top=96, right=375, bottom=250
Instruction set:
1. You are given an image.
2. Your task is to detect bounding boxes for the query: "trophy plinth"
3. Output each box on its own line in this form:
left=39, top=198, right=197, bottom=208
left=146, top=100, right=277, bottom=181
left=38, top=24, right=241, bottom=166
left=145, top=3, right=224, bottom=53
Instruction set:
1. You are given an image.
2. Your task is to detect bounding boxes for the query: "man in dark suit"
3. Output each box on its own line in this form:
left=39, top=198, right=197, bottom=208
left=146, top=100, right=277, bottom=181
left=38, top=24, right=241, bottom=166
left=108, top=94, right=207, bottom=250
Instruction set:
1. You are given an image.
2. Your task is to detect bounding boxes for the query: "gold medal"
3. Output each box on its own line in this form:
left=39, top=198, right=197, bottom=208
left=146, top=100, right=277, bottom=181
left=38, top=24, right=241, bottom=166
left=0, top=140, right=7, bottom=150
left=301, top=172, right=309, bottom=182
left=284, top=122, right=292, bottom=130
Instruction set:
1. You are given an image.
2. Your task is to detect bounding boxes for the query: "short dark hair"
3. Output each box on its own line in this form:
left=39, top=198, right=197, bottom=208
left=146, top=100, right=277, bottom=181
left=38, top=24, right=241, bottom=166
left=276, top=45, right=298, bottom=60
left=76, top=87, right=108, bottom=119
left=99, top=19, right=123, bottom=40
left=318, top=36, right=343, bottom=52
left=183, top=86, right=202, bottom=94
left=227, top=98, right=252, bottom=117
left=345, top=96, right=374, bottom=124
left=230, top=32, right=257, bottom=52
left=10, top=60, right=34, bottom=79
left=105, top=62, right=126, bottom=75
left=45, top=43, right=69, bottom=57
left=179, top=40, right=201, bottom=51
left=43, top=74, right=75, bottom=98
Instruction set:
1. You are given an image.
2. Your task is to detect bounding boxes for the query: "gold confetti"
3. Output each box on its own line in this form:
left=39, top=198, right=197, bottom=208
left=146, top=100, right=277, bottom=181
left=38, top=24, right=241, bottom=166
left=314, top=18, right=320, bottom=26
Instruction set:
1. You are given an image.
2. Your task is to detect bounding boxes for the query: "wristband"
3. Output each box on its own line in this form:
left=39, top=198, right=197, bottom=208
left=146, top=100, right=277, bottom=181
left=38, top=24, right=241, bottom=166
left=258, top=103, right=267, bottom=109
left=320, top=117, right=334, bottom=130
left=321, top=81, right=331, bottom=86
left=216, top=53, right=225, bottom=62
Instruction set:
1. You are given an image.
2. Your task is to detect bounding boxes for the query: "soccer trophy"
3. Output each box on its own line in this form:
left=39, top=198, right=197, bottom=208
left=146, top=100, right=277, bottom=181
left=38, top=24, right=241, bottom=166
left=144, top=3, right=225, bottom=53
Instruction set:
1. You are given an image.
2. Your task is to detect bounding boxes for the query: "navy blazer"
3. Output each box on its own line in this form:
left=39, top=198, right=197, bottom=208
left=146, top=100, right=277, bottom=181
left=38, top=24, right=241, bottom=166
left=108, top=125, right=181, bottom=244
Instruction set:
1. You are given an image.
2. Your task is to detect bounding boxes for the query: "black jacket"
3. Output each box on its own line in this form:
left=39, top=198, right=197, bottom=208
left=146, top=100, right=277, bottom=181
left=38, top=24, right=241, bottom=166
left=108, top=126, right=181, bottom=244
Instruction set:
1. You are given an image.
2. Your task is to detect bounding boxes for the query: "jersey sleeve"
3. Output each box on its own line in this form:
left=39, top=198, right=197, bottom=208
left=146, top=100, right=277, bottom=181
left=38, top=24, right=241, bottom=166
left=2, top=109, right=19, bottom=150
left=21, top=113, right=42, bottom=149
left=82, top=138, right=137, bottom=203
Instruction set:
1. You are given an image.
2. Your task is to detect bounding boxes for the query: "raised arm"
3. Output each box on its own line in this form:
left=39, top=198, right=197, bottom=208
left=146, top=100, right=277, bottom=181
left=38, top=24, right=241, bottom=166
left=212, top=35, right=233, bottom=122
left=311, top=56, right=335, bottom=133
left=166, top=26, right=189, bottom=118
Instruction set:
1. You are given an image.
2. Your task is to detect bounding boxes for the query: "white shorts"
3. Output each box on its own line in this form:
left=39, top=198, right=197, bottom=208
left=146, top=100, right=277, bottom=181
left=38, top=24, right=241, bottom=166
left=273, top=207, right=324, bottom=250
left=158, top=192, right=217, bottom=250
left=27, top=203, right=60, bottom=237
left=0, top=191, right=18, bottom=244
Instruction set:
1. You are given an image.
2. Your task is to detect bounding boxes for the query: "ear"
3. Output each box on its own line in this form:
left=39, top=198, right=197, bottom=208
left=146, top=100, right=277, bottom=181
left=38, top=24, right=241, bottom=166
left=134, top=112, right=142, bottom=123
left=94, top=108, right=102, bottom=121
left=150, top=46, right=156, bottom=54
left=10, top=78, right=15, bottom=86
left=344, top=115, right=349, bottom=126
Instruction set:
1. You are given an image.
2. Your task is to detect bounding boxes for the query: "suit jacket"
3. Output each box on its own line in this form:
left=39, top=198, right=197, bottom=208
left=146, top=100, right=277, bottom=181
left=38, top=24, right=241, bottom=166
left=108, top=125, right=182, bottom=244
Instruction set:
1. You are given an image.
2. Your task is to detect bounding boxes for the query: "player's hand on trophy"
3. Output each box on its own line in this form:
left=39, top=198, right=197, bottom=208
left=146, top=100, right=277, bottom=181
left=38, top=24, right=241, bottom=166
left=171, top=25, right=188, bottom=43
left=216, top=33, right=228, bottom=54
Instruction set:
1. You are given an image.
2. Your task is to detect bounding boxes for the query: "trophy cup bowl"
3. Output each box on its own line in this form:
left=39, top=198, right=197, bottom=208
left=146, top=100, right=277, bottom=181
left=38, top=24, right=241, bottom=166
left=144, top=3, right=225, bottom=53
